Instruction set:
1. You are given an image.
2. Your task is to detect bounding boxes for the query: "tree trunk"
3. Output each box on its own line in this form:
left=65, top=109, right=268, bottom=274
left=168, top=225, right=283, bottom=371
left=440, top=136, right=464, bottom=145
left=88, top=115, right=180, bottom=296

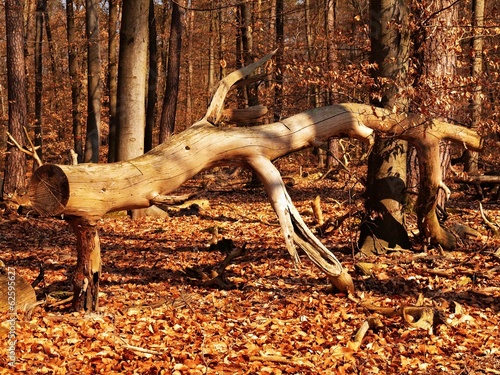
left=84, top=0, right=102, bottom=163
left=208, top=8, right=216, bottom=95
left=465, top=0, right=484, bottom=174
left=358, top=0, right=411, bottom=255
left=159, top=1, right=182, bottom=143
left=3, top=0, right=28, bottom=201
left=407, top=0, right=459, bottom=214
left=325, top=0, right=340, bottom=169
left=107, top=0, right=119, bottom=163
left=145, top=0, right=158, bottom=152
left=42, top=4, right=56, bottom=76
left=116, top=0, right=149, bottom=160
left=274, top=0, right=284, bottom=121
left=239, top=2, right=258, bottom=108
left=66, top=0, right=84, bottom=163
left=67, top=218, right=101, bottom=311
left=185, top=6, right=194, bottom=125
left=34, top=0, right=45, bottom=165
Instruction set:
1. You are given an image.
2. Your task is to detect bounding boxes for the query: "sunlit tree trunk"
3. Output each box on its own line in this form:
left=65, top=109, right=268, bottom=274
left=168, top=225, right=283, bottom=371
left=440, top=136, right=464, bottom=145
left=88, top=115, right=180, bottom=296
left=185, top=6, right=194, bottom=125
left=240, top=2, right=258, bottom=107
left=116, top=0, right=149, bottom=160
left=3, top=0, right=28, bottom=201
left=159, top=1, right=182, bottom=143
left=145, top=0, right=158, bottom=152
left=465, top=0, right=484, bottom=174
left=34, top=0, right=45, bottom=164
left=66, top=0, right=84, bottom=162
left=208, top=8, right=216, bottom=96
left=84, top=0, right=102, bottom=163
left=409, top=0, right=459, bottom=210
left=274, top=0, right=284, bottom=121
left=304, top=0, right=314, bottom=109
left=42, top=4, right=56, bottom=76
left=325, top=0, right=340, bottom=169
left=107, top=0, right=119, bottom=162
left=359, top=0, right=411, bottom=255
left=163, top=1, right=182, bottom=133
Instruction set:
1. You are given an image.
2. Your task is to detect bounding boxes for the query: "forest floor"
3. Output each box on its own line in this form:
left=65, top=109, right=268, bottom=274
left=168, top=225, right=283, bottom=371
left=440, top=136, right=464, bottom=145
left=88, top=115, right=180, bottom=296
left=1, top=153, right=500, bottom=374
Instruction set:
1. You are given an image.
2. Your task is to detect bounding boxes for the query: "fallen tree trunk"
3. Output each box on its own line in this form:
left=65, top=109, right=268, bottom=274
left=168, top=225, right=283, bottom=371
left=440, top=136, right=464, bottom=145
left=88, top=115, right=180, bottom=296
left=27, top=51, right=482, bottom=310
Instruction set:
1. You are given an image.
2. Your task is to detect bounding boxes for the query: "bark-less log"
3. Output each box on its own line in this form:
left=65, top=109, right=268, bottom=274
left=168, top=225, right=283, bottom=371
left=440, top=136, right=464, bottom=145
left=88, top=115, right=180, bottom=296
left=28, top=52, right=481, bottom=311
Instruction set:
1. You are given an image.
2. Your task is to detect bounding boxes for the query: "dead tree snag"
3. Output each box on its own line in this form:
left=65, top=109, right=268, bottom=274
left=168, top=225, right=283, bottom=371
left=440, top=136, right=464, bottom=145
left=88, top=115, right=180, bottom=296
left=28, top=52, right=481, bottom=310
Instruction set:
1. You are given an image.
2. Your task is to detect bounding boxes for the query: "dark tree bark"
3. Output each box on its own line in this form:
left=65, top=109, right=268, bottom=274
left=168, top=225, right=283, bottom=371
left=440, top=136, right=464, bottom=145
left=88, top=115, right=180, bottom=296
left=159, top=1, right=182, bottom=143
left=465, top=0, right=484, bottom=174
left=68, top=218, right=101, bottom=311
left=185, top=5, right=194, bottom=125
left=325, top=0, right=340, bottom=169
left=237, top=2, right=258, bottom=108
left=42, top=3, right=56, bottom=76
left=107, top=0, right=119, bottom=162
left=84, top=0, right=102, bottom=163
left=66, top=0, right=84, bottom=163
left=3, top=0, right=28, bottom=201
left=34, top=0, right=46, bottom=164
left=145, top=0, right=158, bottom=152
left=274, top=0, right=284, bottom=121
left=358, top=0, right=411, bottom=255
left=208, top=7, right=216, bottom=94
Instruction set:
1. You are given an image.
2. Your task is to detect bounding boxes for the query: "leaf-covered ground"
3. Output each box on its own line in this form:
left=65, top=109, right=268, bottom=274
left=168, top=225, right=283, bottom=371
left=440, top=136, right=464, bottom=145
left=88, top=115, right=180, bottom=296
left=1, top=158, right=500, bottom=374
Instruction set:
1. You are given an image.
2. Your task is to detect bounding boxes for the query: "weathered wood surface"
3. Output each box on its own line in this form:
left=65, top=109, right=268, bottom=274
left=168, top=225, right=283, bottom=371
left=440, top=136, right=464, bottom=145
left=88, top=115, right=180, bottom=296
left=26, top=51, right=483, bottom=309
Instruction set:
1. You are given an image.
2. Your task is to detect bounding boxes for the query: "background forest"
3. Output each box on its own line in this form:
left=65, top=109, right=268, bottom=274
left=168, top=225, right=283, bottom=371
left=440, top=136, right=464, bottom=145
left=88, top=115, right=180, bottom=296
left=0, top=0, right=499, bottom=171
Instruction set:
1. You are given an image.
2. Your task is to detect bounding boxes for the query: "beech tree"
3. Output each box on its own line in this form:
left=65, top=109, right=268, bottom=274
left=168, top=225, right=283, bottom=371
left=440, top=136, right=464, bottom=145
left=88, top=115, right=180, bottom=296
left=116, top=0, right=149, bottom=161
left=159, top=0, right=182, bottom=143
left=34, top=0, right=46, bottom=163
left=107, top=0, right=120, bottom=162
left=358, top=0, right=411, bottom=255
left=66, top=0, right=84, bottom=163
left=465, top=0, right=485, bottom=174
left=84, top=0, right=102, bottom=163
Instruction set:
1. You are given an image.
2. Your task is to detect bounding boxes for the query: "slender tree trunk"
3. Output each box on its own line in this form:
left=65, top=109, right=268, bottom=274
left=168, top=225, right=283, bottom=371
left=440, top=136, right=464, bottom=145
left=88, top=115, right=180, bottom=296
left=241, top=2, right=257, bottom=107
left=185, top=6, right=194, bottom=125
left=3, top=0, right=28, bottom=201
left=84, top=0, right=102, bottom=163
left=208, top=8, right=216, bottom=96
left=359, top=0, right=411, bottom=255
left=66, top=0, right=84, bottom=162
left=42, top=4, right=56, bottom=76
left=274, top=0, right=284, bottom=121
left=34, top=0, right=45, bottom=165
left=107, top=0, right=119, bottom=162
left=419, top=0, right=458, bottom=209
left=116, top=0, right=149, bottom=162
left=325, top=0, right=340, bottom=169
left=465, top=0, right=484, bottom=174
left=145, top=0, right=158, bottom=152
left=217, top=4, right=226, bottom=79
left=159, top=1, right=182, bottom=143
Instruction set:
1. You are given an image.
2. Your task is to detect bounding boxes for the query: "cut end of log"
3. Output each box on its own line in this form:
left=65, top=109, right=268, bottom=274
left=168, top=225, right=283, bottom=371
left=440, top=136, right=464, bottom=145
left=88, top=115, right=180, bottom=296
left=29, top=165, right=70, bottom=216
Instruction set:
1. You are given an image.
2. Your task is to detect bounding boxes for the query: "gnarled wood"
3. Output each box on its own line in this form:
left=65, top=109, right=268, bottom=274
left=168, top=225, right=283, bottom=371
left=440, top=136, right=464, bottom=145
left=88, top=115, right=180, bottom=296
left=67, top=217, right=101, bottom=311
left=28, top=52, right=482, bottom=310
